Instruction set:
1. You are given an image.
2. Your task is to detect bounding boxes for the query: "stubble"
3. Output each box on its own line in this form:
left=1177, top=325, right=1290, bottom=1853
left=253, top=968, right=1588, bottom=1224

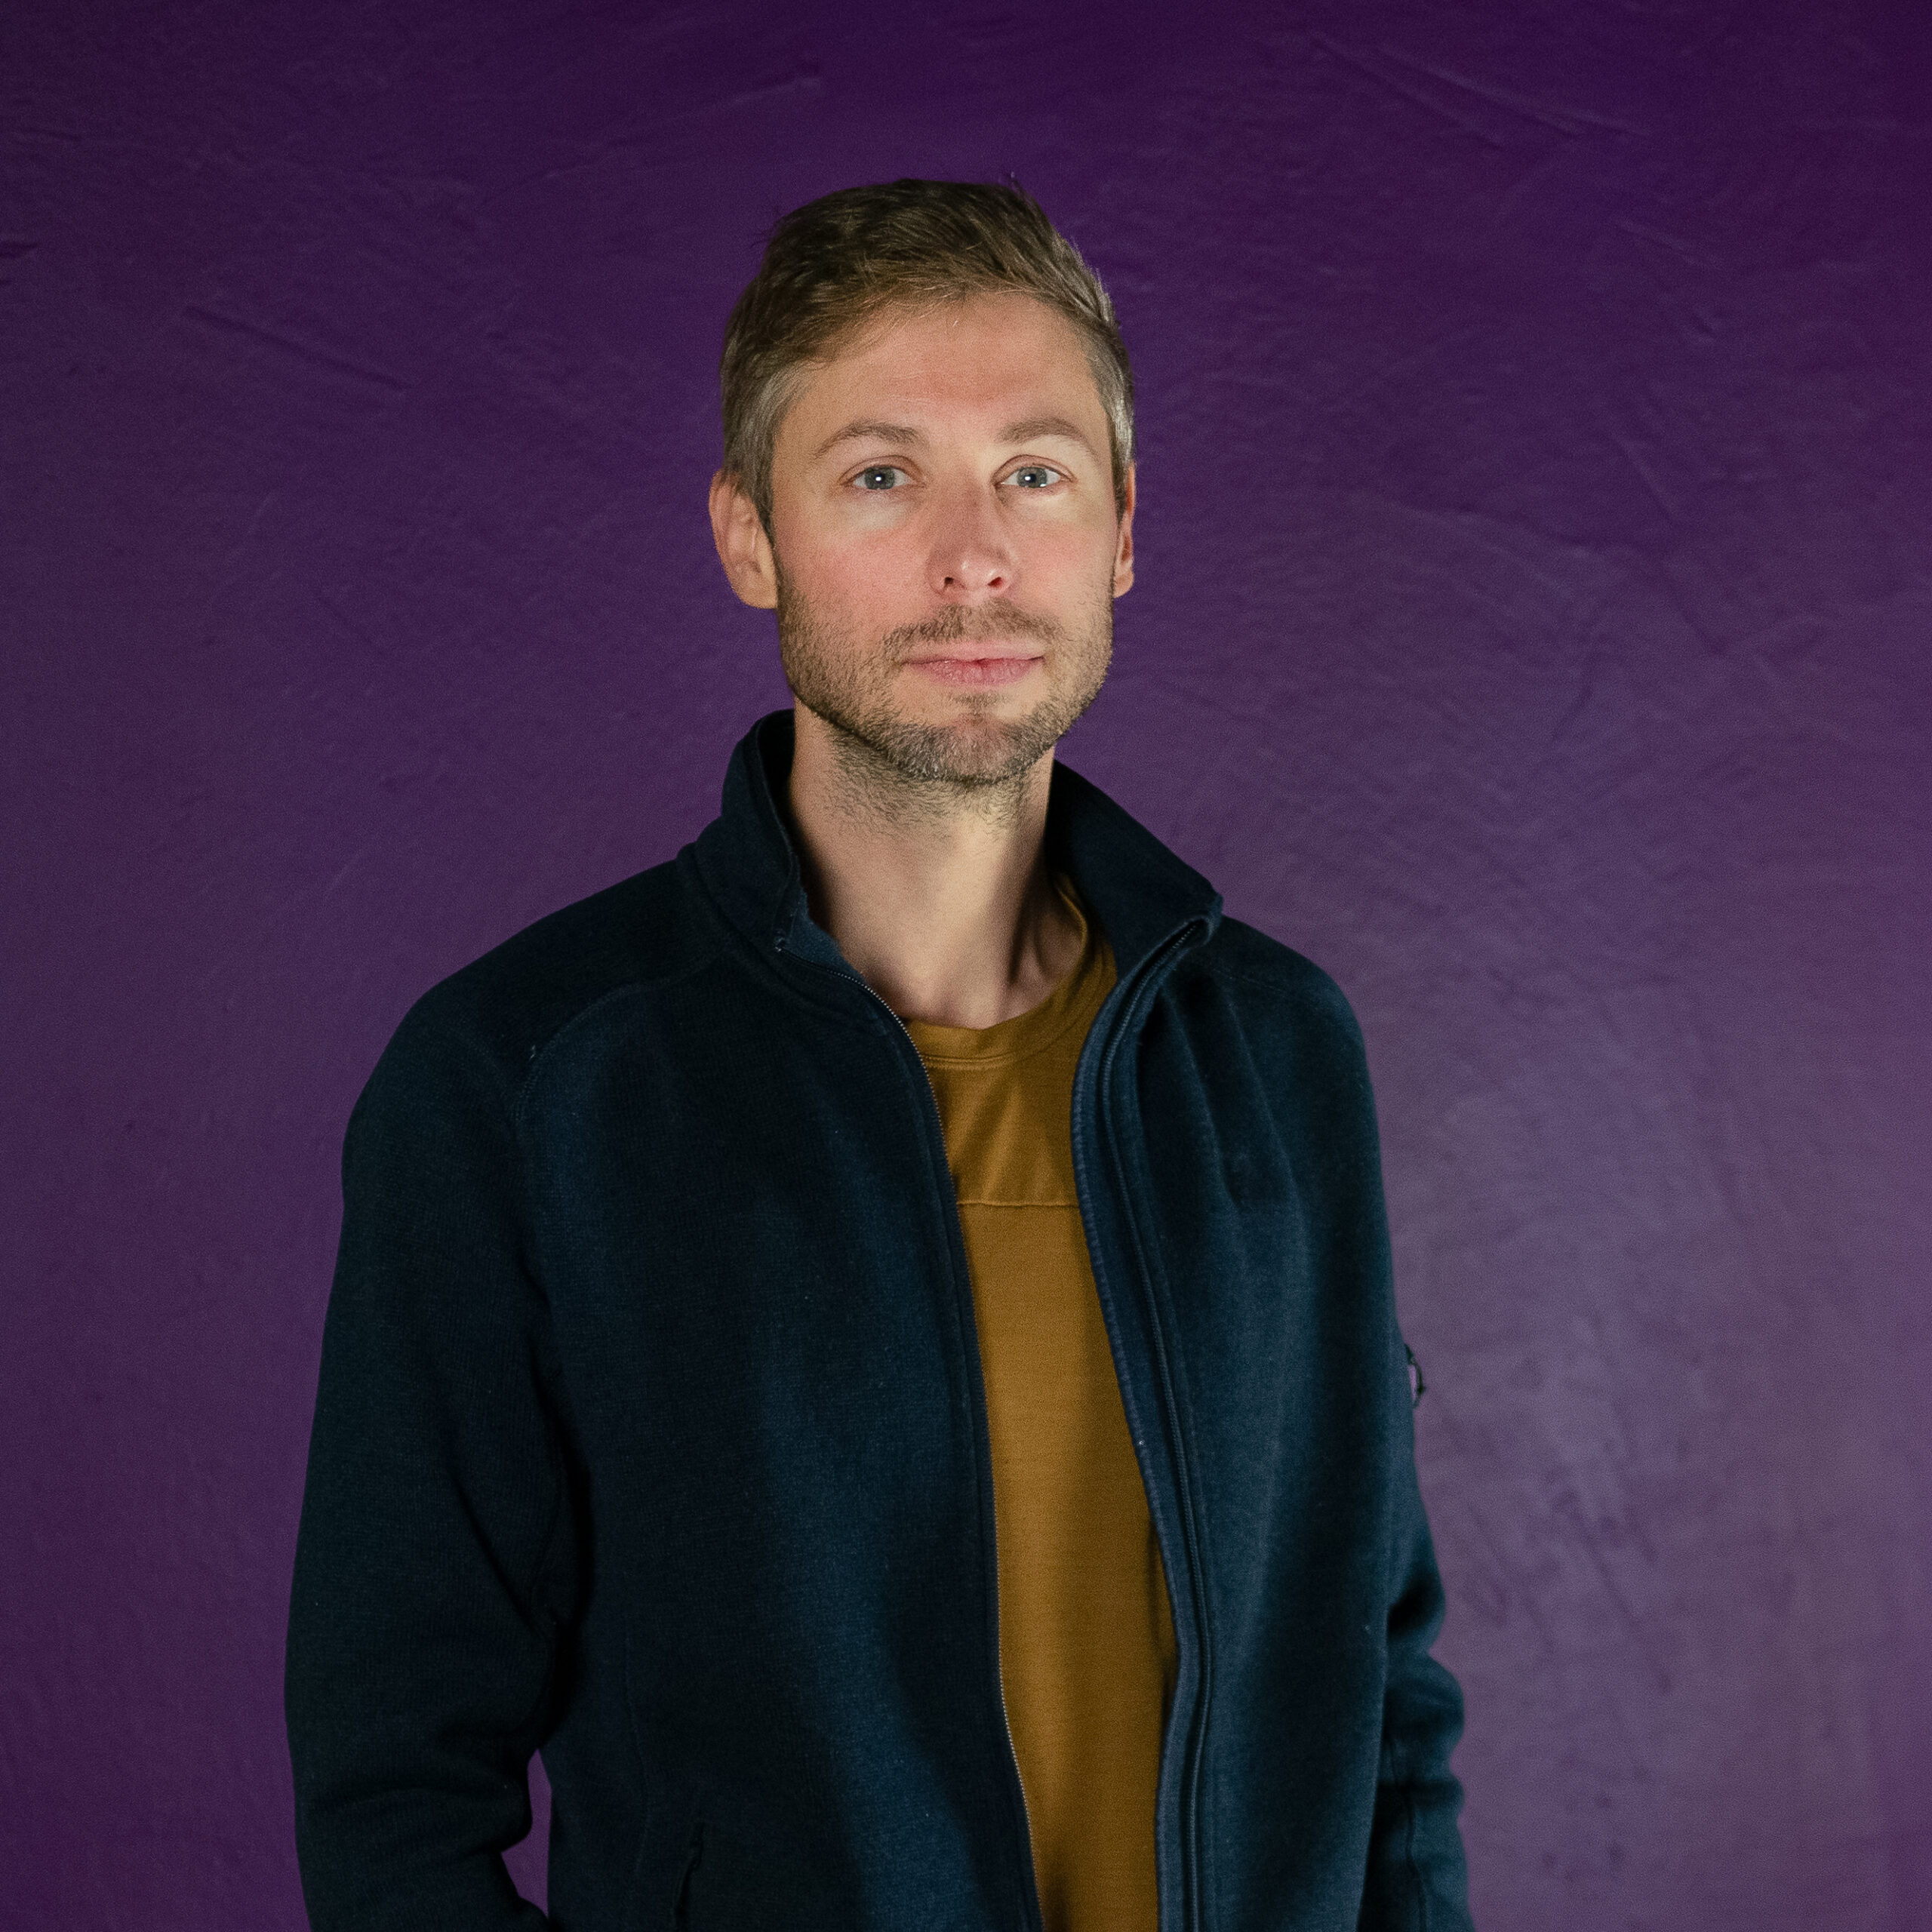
left=774, top=568, right=1113, bottom=826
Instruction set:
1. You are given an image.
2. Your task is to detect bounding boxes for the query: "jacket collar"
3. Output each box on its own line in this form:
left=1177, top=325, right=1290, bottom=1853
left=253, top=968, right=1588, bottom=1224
left=692, top=710, right=1223, bottom=982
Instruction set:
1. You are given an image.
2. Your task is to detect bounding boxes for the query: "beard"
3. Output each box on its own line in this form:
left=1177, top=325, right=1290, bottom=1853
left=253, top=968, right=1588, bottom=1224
left=774, top=567, right=1114, bottom=795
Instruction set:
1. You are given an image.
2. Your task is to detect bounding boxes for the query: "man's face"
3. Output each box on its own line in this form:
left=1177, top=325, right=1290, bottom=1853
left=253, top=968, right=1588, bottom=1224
left=720, top=291, right=1135, bottom=789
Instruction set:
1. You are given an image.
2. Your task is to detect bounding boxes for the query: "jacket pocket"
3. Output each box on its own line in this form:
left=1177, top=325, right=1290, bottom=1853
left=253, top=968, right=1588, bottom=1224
left=617, top=1792, right=703, bottom=1932
left=669, top=1820, right=703, bottom=1927
left=667, top=1809, right=845, bottom=1932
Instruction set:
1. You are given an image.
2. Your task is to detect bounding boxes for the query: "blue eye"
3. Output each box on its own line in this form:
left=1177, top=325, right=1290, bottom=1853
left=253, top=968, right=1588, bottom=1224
left=856, top=466, right=905, bottom=491
left=1007, top=466, right=1061, bottom=490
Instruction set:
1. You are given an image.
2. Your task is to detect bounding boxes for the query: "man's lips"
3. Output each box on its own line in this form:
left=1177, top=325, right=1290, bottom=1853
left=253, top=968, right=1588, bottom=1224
left=902, top=651, right=1044, bottom=689
left=902, top=644, right=1045, bottom=689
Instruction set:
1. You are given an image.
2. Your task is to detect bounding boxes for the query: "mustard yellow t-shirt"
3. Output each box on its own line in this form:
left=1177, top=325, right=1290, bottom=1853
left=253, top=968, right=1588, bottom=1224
left=903, top=891, right=1177, bottom=1932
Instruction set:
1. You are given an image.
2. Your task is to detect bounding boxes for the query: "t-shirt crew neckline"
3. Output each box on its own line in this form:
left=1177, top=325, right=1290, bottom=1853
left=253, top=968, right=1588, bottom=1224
left=900, top=884, right=1112, bottom=1071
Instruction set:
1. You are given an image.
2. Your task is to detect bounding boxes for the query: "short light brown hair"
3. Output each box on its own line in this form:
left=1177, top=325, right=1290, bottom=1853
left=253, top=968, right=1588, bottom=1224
left=720, top=179, right=1134, bottom=533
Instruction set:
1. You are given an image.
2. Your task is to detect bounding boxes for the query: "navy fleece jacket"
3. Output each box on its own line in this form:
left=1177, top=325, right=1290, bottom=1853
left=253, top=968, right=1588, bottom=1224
left=286, top=711, right=1471, bottom=1932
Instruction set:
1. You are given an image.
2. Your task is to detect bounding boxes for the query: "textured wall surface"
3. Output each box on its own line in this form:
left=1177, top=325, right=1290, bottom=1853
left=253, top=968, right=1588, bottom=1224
left=4, top=3, right=1928, bottom=1927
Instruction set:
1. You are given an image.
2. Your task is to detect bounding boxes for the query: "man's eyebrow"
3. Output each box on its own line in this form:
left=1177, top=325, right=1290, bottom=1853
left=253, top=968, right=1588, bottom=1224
left=999, top=414, right=1098, bottom=454
left=814, top=415, right=1100, bottom=460
left=815, top=420, right=924, bottom=458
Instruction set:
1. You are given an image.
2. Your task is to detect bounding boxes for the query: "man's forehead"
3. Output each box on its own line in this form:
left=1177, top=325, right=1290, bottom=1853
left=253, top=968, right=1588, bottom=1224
left=786, top=296, right=1106, bottom=454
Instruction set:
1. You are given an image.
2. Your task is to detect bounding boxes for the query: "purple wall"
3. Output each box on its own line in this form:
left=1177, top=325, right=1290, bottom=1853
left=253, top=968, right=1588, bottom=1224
left=5, top=3, right=1928, bottom=1926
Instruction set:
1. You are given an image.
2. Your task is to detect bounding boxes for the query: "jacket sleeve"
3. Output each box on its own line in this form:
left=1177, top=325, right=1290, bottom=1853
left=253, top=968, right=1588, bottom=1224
left=286, top=1001, right=580, bottom=1930
left=1358, top=1350, right=1473, bottom=1931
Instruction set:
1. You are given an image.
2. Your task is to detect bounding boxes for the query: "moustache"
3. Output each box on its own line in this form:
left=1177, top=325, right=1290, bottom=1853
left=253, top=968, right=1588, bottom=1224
left=881, top=602, right=1065, bottom=657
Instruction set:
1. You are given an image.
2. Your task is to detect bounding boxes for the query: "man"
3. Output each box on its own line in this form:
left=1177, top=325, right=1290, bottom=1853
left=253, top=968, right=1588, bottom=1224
left=287, top=179, right=1471, bottom=1932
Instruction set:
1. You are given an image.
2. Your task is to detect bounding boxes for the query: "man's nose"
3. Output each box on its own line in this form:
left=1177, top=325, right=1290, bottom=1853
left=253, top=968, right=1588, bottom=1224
left=926, top=483, right=1017, bottom=601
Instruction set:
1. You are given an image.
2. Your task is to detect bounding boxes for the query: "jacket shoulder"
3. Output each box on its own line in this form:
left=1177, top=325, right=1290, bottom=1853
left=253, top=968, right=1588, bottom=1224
left=377, top=851, right=715, bottom=1095
left=1192, top=915, right=1367, bottom=1050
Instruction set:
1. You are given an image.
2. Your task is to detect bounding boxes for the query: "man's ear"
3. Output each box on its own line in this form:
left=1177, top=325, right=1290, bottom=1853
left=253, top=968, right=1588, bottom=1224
left=1112, top=462, right=1136, bottom=598
left=709, top=470, right=779, bottom=611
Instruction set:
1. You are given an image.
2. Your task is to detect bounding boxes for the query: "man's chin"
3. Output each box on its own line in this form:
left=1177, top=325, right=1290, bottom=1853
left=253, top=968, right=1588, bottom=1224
left=825, top=703, right=1057, bottom=790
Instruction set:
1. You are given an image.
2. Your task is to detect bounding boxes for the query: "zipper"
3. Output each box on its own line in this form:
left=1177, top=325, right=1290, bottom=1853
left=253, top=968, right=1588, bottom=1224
left=857, top=977, right=1044, bottom=1909
left=778, top=936, right=1046, bottom=1932
left=1072, top=918, right=1214, bottom=1932
left=992, top=1639, right=1038, bottom=1904
left=780, top=911, right=1214, bottom=1931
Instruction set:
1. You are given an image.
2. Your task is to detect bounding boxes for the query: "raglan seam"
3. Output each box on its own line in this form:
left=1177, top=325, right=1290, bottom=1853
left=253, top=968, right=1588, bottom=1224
left=509, top=950, right=725, bottom=1140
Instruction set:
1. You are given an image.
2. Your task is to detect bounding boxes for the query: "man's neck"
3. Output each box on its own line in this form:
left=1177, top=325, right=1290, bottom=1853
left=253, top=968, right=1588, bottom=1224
left=785, top=704, right=1085, bottom=1029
